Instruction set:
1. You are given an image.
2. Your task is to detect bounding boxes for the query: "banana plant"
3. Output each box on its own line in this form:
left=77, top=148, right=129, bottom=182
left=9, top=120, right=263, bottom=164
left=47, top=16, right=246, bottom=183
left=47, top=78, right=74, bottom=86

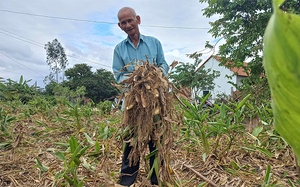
left=263, top=0, right=300, bottom=165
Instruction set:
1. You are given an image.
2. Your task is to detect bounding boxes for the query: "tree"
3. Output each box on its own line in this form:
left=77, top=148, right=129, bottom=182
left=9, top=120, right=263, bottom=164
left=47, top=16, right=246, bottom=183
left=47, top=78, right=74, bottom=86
left=197, top=0, right=271, bottom=78
left=64, top=63, right=93, bottom=80
left=169, top=56, right=220, bottom=99
left=194, top=0, right=300, bottom=103
left=63, top=63, right=119, bottom=103
left=44, top=81, right=59, bottom=96
left=44, top=39, right=68, bottom=84
left=197, top=0, right=300, bottom=79
left=93, top=69, right=119, bottom=102
left=280, top=0, right=300, bottom=14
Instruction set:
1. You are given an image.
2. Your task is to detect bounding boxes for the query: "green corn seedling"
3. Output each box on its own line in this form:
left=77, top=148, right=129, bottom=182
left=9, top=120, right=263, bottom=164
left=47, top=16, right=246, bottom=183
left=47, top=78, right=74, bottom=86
left=62, top=101, right=82, bottom=131
left=53, top=136, right=89, bottom=187
left=208, top=95, right=249, bottom=158
left=181, top=93, right=211, bottom=156
left=263, top=0, right=300, bottom=165
left=1, top=108, right=16, bottom=136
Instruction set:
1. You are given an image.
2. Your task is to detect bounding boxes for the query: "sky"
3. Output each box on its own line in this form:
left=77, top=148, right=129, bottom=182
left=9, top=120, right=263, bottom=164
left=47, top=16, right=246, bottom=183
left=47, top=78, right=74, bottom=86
left=0, top=0, right=220, bottom=88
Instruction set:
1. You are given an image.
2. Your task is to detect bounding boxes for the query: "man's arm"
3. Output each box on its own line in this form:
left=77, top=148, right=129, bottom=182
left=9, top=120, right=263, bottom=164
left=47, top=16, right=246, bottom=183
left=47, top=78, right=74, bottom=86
left=155, top=39, right=169, bottom=77
left=113, top=48, right=128, bottom=84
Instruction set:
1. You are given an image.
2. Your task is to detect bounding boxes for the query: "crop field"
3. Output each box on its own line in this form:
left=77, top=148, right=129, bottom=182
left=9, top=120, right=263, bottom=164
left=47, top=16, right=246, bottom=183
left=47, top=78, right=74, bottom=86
left=0, top=94, right=299, bottom=187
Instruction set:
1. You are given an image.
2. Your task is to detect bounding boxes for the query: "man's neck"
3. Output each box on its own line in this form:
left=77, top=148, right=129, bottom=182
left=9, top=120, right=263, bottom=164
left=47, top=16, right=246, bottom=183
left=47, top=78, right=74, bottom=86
left=128, top=33, right=140, bottom=48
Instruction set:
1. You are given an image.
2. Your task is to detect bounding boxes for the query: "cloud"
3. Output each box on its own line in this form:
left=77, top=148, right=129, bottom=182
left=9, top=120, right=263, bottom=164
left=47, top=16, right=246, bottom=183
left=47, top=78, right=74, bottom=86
left=0, top=0, right=217, bottom=88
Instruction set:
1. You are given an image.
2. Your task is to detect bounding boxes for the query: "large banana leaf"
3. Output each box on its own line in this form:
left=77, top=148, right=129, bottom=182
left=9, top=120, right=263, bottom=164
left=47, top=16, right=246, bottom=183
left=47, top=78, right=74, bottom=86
left=263, top=0, right=300, bottom=164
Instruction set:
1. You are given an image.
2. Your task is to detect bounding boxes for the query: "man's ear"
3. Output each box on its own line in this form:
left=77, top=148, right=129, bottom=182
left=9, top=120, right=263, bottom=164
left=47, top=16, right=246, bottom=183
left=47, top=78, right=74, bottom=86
left=118, top=22, right=123, bottom=30
left=136, top=15, right=141, bottom=24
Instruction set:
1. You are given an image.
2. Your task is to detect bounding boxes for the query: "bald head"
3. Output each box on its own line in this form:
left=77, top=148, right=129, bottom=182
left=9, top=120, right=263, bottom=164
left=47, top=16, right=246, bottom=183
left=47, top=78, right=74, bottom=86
left=117, top=7, right=137, bottom=21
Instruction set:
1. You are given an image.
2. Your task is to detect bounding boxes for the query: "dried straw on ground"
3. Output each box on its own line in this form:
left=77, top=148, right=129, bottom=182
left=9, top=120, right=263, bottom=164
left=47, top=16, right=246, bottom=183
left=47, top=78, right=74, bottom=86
left=119, top=61, right=181, bottom=184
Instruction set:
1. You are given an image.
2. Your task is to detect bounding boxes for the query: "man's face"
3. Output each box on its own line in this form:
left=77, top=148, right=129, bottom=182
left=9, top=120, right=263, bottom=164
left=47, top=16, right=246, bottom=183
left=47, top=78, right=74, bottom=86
left=118, top=10, right=140, bottom=36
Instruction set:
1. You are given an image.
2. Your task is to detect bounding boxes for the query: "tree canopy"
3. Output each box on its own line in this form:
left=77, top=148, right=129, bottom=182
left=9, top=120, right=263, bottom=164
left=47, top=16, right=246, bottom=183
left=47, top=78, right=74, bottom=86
left=198, top=0, right=300, bottom=78
left=62, top=63, right=119, bottom=103
left=198, top=0, right=272, bottom=78
left=195, top=0, right=300, bottom=103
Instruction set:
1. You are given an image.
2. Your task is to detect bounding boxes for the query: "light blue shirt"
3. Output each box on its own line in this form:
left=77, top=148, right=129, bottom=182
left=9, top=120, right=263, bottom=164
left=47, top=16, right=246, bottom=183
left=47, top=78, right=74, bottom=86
left=113, top=34, right=169, bottom=83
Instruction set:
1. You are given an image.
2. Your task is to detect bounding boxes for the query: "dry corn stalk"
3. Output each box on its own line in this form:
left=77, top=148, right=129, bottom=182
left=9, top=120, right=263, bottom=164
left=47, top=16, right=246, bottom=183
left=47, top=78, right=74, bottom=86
left=119, top=60, right=181, bottom=184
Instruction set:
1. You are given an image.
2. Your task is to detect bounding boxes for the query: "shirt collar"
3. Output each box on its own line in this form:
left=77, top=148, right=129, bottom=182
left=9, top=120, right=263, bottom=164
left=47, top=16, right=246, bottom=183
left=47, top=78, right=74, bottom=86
left=125, top=34, right=145, bottom=44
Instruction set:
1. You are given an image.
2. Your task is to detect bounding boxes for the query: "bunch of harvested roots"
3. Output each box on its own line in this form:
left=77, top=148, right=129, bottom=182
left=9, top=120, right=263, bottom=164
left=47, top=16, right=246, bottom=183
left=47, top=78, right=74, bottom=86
left=119, top=61, right=181, bottom=184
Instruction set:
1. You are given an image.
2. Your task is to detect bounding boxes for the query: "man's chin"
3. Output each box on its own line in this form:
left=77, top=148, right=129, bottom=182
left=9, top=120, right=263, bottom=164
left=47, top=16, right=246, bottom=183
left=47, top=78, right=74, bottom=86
left=126, top=29, right=136, bottom=34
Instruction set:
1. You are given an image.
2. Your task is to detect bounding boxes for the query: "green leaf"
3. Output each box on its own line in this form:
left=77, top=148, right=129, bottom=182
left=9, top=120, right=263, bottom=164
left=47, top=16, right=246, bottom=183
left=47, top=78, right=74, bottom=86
left=63, top=174, right=74, bottom=185
left=147, top=163, right=154, bottom=179
left=246, top=132, right=261, bottom=146
left=53, top=171, right=65, bottom=187
left=263, top=165, right=272, bottom=186
left=69, top=136, right=79, bottom=153
left=34, top=120, right=47, bottom=126
left=252, top=126, right=264, bottom=137
left=19, top=75, right=23, bottom=85
left=231, top=161, right=240, bottom=170
left=69, top=145, right=89, bottom=166
left=202, top=153, right=207, bottom=162
left=82, top=157, right=94, bottom=171
left=153, top=157, right=159, bottom=182
left=146, top=149, right=158, bottom=160
left=197, top=182, right=207, bottom=187
left=84, top=132, right=95, bottom=146
left=242, top=146, right=256, bottom=152
left=263, top=0, right=300, bottom=164
left=54, top=142, right=69, bottom=148
left=69, top=146, right=82, bottom=165
left=288, top=179, right=297, bottom=187
left=94, top=141, right=100, bottom=152
left=235, top=94, right=251, bottom=111
left=55, top=151, right=66, bottom=162
left=35, top=157, right=49, bottom=172
left=76, top=146, right=89, bottom=159
left=246, top=102, right=254, bottom=110
left=255, top=147, right=273, bottom=157
left=0, top=142, right=12, bottom=150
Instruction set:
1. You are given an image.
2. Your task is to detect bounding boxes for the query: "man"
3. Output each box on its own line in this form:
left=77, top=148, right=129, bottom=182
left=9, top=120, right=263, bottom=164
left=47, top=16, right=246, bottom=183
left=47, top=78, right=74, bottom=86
left=112, top=7, right=169, bottom=186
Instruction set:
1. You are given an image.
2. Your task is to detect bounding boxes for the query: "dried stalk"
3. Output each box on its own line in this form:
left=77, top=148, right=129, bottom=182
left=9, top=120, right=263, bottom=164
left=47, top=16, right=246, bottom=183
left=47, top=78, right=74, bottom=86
left=119, top=61, right=181, bottom=184
left=183, top=164, right=219, bottom=187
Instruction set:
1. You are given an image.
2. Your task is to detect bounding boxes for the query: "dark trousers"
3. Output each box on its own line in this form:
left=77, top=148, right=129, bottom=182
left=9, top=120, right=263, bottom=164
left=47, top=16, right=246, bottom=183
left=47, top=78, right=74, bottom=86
left=119, top=140, right=158, bottom=186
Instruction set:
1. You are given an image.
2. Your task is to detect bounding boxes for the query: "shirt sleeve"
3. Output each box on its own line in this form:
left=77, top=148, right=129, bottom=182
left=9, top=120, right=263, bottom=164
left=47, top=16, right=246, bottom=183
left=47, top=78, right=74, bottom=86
left=155, top=39, right=169, bottom=77
left=113, top=47, right=127, bottom=84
